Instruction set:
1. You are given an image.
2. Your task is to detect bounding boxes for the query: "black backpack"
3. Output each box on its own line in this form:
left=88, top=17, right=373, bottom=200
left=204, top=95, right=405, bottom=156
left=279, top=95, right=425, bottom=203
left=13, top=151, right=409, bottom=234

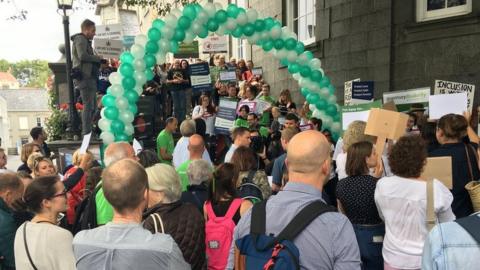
left=72, top=184, right=101, bottom=235
left=238, top=170, right=264, bottom=203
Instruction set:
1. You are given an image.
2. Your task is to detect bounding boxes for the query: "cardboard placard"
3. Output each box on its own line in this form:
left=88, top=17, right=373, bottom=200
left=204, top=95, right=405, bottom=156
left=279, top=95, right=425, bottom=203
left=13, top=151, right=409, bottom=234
left=421, top=156, right=453, bottom=189
left=429, top=92, right=468, bottom=120
left=365, top=108, right=409, bottom=140
left=382, top=101, right=397, bottom=112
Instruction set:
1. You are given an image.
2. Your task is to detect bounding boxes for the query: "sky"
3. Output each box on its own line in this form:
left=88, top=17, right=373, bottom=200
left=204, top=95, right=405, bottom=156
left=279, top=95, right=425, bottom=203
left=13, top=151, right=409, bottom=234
left=0, top=0, right=99, bottom=62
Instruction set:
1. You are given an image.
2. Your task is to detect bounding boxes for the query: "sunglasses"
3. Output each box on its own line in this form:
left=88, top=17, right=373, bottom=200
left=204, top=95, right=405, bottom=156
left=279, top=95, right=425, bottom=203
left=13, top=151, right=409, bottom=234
left=51, top=189, right=67, bottom=199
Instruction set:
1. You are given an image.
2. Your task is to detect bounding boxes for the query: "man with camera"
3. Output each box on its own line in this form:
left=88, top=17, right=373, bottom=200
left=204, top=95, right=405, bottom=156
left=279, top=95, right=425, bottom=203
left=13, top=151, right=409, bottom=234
left=72, top=19, right=102, bottom=135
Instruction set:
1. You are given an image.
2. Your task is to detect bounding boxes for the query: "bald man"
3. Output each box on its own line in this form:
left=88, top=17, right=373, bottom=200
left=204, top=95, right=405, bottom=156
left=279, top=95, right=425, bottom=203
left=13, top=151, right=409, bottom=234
left=176, top=135, right=207, bottom=191
left=96, top=142, right=138, bottom=225
left=232, top=131, right=361, bottom=269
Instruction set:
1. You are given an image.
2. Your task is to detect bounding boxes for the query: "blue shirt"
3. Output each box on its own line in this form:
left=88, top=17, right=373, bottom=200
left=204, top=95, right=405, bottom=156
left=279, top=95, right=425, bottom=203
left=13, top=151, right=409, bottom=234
left=232, top=182, right=361, bottom=270
left=271, top=153, right=287, bottom=186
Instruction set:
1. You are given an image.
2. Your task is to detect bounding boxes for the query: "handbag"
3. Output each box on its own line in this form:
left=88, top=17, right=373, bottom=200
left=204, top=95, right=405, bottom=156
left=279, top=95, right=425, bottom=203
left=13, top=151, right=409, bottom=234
left=426, top=179, right=435, bottom=231
left=150, top=213, right=165, bottom=234
left=464, top=144, right=480, bottom=212
left=23, top=223, right=38, bottom=270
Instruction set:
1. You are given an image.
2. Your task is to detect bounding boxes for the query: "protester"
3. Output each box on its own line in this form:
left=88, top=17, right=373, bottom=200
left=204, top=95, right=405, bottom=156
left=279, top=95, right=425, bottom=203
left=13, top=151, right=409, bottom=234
left=336, top=141, right=384, bottom=269
left=247, top=113, right=269, bottom=138
left=0, top=173, right=24, bottom=270
left=180, top=59, right=194, bottom=111
left=257, top=84, right=275, bottom=127
left=375, top=135, right=455, bottom=270
left=15, top=175, right=75, bottom=270
left=283, top=112, right=300, bottom=130
left=95, top=142, right=137, bottom=225
left=73, top=159, right=189, bottom=269
left=173, top=119, right=211, bottom=168
left=226, top=83, right=239, bottom=101
left=271, top=127, right=299, bottom=192
left=421, top=121, right=440, bottom=153
left=275, top=89, right=296, bottom=116
left=241, top=85, right=257, bottom=102
left=30, top=126, right=51, bottom=158
left=156, top=117, right=177, bottom=165
left=176, top=135, right=208, bottom=191
left=11, top=172, right=33, bottom=227
left=167, top=60, right=190, bottom=123
left=429, top=113, right=479, bottom=218
left=231, top=146, right=271, bottom=202
left=143, top=163, right=206, bottom=269
left=85, top=166, right=102, bottom=194
left=242, top=60, right=254, bottom=82
left=309, top=117, right=323, bottom=131
left=192, top=94, right=216, bottom=136
left=17, top=143, right=41, bottom=174
left=181, top=159, right=212, bottom=212
left=26, top=153, right=42, bottom=178
left=235, top=105, right=250, bottom=128
left=0, top=148, right=7, bottom=172
left=270, top=107, right=281, bottom=132
left=224, top=127, right=251, bottom=163
left=71, top=19, right=102, bottom=135
left=407, top=112, right=419, bottom=134
left=137, top=149, right=160, bottom=168
left=97, top=59, right=112, bottom=96
left=232, top=130, right=361, bottom=269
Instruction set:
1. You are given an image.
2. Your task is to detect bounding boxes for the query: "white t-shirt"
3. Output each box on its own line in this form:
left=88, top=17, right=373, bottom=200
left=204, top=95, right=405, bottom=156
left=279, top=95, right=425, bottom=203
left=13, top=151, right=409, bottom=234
left=374, top=176, right=455, bottom=269
left=172, top=136, right=212, bottom=168
left=192, top=105, right=216, bottom=135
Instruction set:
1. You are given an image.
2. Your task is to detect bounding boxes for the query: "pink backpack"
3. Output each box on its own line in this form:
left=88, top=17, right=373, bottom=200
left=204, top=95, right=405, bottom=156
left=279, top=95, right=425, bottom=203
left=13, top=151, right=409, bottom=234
left=205, top=198, right=243, bottom=270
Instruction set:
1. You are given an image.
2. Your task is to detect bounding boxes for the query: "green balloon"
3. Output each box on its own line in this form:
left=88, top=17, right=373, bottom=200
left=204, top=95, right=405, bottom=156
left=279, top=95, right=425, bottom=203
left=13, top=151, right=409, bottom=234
left=326, top=104, right=337, bottom=117
left=145, top=69, right=154, bottom=81
left=300, top=87, right=310, bottom=97
left=231, top=27, right=243, bottom=38
left=242, top=23, right=255, bottom=36
left=304, top=51, right=314, bottom=60
left=120, top=52, right=134, bottom=64
left=128, top=104, right=138, bottom=114
left=264, top=17, right=275, bottom=30
left=310, top=70, right=323, bottom=82
left=115, top=133, right=129, bottom=142
left=193, top=3, right=203, bottom=14
left=254, top=19, right=265, bottom=32
left=319, top=76, right=331, bottom=88
left=173, top=29, right=186, bottom=41
left=104, top=107, right=119, bottom=120
left=287, top=63, right=300, bottom=74
left=170, top=41, right=179, bottom=53
left=285, top=38, right=297, bottom=50
left=280, top=58, right=289, bottom=66
left=148, top=27, right=161, bottom=41
left=122, top=77, right=136, bottom=89
left=295, top=42, right=305, bottom=54
left=198, top=27, right=209, bottom=38
left=124, top=90, right=139, bottom=103
left=152, top=19, right=165, bottom=30
left=328, top=84, right=336, bottom=94
left=182, top=5, right=197, bottom=20
left=111, top=120, right=125, bottom=134
left=333, top=114, right=340, bottom=122
left=215, top=10, right=228, bottom=24
left=300, top=65, right=312, bottom=77
left=227, top=4, right=240, bottom=18
left=207, top=19, right=219, bottom=32
left=145, top=40, right=159, bottom=54
left=262, top=40, right=274, bottom=51
left=306, top=93, right=320, bottom=105
left=144, top=54, right=156, bottom=68
left=101, top=94, right=116, bottom=107
left=238, top=7, right=246, bottom=15
left=178, top=16, right=191, bottom=30
left=315, top=99, right=327, bottom=110
left=119, top=63, right=134, bottom=77
left=273, top=39, right=284, bottom=50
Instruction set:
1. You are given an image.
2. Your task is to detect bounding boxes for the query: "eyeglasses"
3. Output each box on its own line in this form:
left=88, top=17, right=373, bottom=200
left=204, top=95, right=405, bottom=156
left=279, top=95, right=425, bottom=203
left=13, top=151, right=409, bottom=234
left=51, top=189, right=67, bottom=199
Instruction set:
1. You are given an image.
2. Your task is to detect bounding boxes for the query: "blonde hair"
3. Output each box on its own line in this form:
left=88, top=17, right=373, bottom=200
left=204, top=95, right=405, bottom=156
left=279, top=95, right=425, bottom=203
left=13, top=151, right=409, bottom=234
left=21, top=143, right=40, bottom=163
left=27, top=152, right=44, bottom=172
left=342, top=121, right=376, bottom=151
left=72, top=149, right=93, bottom=166
left=145, top=164, right=182, bottom=203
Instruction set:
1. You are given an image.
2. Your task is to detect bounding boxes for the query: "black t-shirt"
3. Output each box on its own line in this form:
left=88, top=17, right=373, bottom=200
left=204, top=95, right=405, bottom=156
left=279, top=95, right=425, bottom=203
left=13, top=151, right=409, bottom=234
left=167, top=68, right=189, bottom=91
left=429, top=142, right=479, bottom=218
left=336, top=175, right=382, bottom=225
left=275, top=101, right=296, bottom=116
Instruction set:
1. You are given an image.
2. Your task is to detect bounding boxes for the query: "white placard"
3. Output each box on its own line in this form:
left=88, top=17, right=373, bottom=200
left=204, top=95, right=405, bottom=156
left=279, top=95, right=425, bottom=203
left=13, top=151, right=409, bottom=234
left=94, top=38, right=123, bottom=59
left=132, top=138, right=143, bottom=155
left=202, top=35, right=228, bottom=53
left=119, top=10, right=141, bottom=36
left=434, top=80, right=475, bottom=112
left=95, top=24, right=122, bottom=40
left=255, top=99, right=271, bottom=114
left=267, top=176, right=273, bottom=187
left=344, top=78, right=360, bottom=106
left=190, top=75, right=212, bottom=86
left=79, top=132, right=92, bottom=154
left=342, top=111, right=371, bottom=130
left=429, top=92, right=468, bottom=120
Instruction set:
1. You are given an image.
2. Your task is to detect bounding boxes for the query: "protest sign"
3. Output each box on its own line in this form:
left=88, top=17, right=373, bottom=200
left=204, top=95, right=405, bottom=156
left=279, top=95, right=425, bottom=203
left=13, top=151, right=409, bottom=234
left=341, top=100, right=382, bottom=130
left=351, top=81, right=374, bottom=104
left=132, top=138, right=143, bottom=155
left=255, top=99, right=271, bottom=115
left=421, top=157, right=453, bottom=189
left=429, top=92, right=468, bottom=120
left=95, top=24, right=122, bottom=40
left=344, top=78, right=361, bottom=105
left=189, top=62, right=211, bottom=92
left=119, top=10, right=140, bottom=36
left=215, top=98, right=238, bottom=134
left=94, top=39, right=123, bottom=59
left=434, top=80, right=475, bottom=112
left=237, top=101, right=257, bottom=115
left=252, top=67, right=263, bottom=76
left=174, top=41, right=199, bottom=58
left=382, top=101, right=397, bottom=112
left=79, top=132, right=92, bottom=154
left=383, top=87, right=430, bottom=112
left=219, top=70, right=237, bottom=82
left=299, top=124, right=313, bottom=131
left=202, top=35, right=228, bottom=53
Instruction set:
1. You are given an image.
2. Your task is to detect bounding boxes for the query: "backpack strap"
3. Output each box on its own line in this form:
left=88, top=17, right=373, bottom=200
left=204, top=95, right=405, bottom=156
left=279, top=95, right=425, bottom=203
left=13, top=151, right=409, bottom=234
left=250, top=199, right=268, bottom=236
left=455, top=214, right=480, bottom=244
left=23, top=223, right=38, bottom=270
left=150, top=213, right=165, bottom=234
left=205, top=201, right=217, bottom=220
left=225, top=198, right=243, bottom=220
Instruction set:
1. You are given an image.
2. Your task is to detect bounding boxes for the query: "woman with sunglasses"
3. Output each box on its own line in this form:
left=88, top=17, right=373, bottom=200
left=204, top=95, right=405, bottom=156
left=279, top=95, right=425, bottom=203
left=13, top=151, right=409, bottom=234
left=14, top=175, right=76, bottom=270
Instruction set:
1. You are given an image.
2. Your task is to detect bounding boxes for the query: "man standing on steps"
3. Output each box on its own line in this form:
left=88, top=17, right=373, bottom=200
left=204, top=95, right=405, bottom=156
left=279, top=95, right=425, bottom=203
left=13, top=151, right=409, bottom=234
left=72, top=19, right=102, bottom=136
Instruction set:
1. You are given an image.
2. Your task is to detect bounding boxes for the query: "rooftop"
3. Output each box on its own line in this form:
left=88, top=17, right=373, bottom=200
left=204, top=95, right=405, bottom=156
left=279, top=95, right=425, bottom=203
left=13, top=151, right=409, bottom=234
left=0, top=72, right=18, bottom=83
left=0, top=89, right=50, bottom=112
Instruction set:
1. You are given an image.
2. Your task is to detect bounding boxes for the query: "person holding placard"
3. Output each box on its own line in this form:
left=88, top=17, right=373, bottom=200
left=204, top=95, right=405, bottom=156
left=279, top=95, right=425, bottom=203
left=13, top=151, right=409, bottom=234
left=257, top=84, right=275, bottom=127
left=234, top=105, right=250, bottom=129
left=167, top=61, right=189, bottom=123
left=192, top=95, right=216, bottom=137
left=429, top=113, right=480, bottom=218
left=275, top=89, right=297, bottom=116
left=375, top=136, right=455, bottom=270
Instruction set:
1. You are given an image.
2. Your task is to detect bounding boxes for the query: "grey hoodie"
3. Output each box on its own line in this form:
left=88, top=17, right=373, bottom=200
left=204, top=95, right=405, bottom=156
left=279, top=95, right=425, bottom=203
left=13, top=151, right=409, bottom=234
left=71, top=33, right=101, bottom=79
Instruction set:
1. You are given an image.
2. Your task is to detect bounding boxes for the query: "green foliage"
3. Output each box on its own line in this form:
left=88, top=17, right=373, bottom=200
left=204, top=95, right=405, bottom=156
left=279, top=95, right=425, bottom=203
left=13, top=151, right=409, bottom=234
left=124, top=0, right=197, bottom=17
left=45, top=79, right=68, bottom=141
left=0, top=59, right=51, bottom=88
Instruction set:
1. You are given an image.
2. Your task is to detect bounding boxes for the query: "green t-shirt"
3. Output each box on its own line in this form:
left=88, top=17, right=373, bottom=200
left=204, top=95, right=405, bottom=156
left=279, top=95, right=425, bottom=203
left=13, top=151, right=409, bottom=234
left=176, top=160, right=192, bottom=192
left=259, top=126, right=270, bottom=138
left=95, top=184, right=113, bottom=225
left=258, top=96, right=276, bottom=126
left=235, top=117, right=249, bottom=128
left=156, top=129, right=174, bottom=165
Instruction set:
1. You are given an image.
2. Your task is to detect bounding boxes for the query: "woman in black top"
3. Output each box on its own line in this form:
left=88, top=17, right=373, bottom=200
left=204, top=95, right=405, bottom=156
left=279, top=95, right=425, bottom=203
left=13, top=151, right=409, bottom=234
left=336, top=141, right=384, bottom=270
left=429, top=113, right=480, bottom=218
left=275, top=89, right=296, bottom=116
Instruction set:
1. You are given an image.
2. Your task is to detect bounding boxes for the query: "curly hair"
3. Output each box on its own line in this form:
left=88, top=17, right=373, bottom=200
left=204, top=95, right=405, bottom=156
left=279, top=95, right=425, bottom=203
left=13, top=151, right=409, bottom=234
left=388, top=135, right=427, bottom=178
left=343, top=121, right=375, bottom=151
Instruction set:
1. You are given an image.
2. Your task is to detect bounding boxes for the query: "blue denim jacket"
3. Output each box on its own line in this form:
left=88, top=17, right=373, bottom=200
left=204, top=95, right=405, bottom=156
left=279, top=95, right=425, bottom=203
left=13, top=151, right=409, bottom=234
left=422, top=215, right=480, bottom=270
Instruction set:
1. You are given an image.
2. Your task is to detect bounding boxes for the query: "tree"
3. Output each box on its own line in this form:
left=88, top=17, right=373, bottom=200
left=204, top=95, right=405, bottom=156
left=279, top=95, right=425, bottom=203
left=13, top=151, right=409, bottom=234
left=0, top=59, right=51, bottom=88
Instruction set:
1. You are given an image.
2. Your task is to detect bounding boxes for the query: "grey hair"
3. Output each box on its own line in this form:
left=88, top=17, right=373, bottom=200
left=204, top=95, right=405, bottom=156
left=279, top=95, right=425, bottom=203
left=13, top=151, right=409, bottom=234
left=145, top=164, right=182, bottom=203
left=180, top=119, right=196, bottom=137
left=104, top=142, right=132, bottom=167
left=187, top=159, right=213, bottom=185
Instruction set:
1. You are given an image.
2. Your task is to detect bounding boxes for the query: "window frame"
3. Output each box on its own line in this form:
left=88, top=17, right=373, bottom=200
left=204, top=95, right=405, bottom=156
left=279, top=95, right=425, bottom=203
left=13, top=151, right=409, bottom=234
left=416, top=0, right=472, bottom=22
left=287, top=0, right=316, bottom=46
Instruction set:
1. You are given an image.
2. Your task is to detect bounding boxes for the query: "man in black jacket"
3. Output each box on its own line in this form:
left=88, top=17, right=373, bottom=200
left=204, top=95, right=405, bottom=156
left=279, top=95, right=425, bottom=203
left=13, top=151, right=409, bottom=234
left=72, top=19, right=101, bottom=135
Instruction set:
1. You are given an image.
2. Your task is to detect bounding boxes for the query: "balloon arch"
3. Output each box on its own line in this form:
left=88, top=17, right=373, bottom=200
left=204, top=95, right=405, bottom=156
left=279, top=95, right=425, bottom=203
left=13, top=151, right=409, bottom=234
left=98, top=2, right=342, bottom=144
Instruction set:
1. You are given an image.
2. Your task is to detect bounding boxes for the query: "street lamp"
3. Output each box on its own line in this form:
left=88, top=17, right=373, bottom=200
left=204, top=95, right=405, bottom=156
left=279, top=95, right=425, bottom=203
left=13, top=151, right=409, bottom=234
left=57, top=0, right=80, bottom=140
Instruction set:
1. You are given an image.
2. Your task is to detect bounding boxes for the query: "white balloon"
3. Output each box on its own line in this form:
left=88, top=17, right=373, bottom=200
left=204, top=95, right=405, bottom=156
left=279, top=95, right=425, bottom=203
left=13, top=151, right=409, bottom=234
left=124, top=124, right=134, bottom=136
left=292, top=73, right=301, bottom=81
left=184, top=31, right=195, bottom=43
left=311, top=83, right=320, bottom=92
left=134, top=86, right=143, bottom=95
left=225, top=18, right=237, bottom=31
left=134, top=34, right=148, bottom=47
left=236, top=12, right=248, bottom=25
left=309, top=58, right=322, bottom=69
left=119, top=111, right=134, bottom=123
left=130, top=44, right=145, bottom=59
left=204, top=3, right=216, bottom=17
left=276, top=49, right=288, bottom=59
left=133, top=59, right=146, bottom=71
left=309, top=104, right=317, bottom=112
left=100, top=107, right=107, bottom=119
left=246, top=9, right=258, bottom=22
left=323, top=116, right=333, bottom=127
left=197, top=10, right=209, bottom=24
left=287, top=50, right=298, bottom=62
left=191, top=21, right=203, bottom=35
left=312, top=109, right=322, bottom=119
left=331, top=122, right=342, bottom=134
left=247, top=32, right=259, bottom=44
left=260, top=31, right=270, bottom=41
left=298, top=52, right=309, bottom=63
left=108, top=72, right=122, bottom=85
left=216, top=25, right=226, bottom=36
left=328, top=95, right=337, bottom=104
left=109, top=84, right=124, bottom=97
left=214, top=2, right=223, bottom=11
left=161, top=26, right=174, bottom=40
left=159, top=39, right=171, bottom=52
left=134, top=71, right=147, bottom=86
left=270, top=25, right=282, bottom=39
left=299, top=78, right=307, bottom=88
left=98, top=118, right=111, bottom=131
left=319, top=68, right=325, bottom=77
left=115, top=96, right=129, bottom=109
left=155, top=53, right=166, bottom=64
left=319, top=87, right=329, bottom=98
left=100, top=131, right=115, bottom=145
left=281, top=26, right=290, bottom=40
left=164, top=14, right=178, bottom=27
left=171, top=8, right=182, bottom=18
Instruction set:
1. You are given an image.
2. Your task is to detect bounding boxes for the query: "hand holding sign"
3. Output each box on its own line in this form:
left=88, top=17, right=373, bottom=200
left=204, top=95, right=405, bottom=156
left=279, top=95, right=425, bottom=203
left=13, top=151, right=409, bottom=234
left=79, top=133, right=92, bottom=154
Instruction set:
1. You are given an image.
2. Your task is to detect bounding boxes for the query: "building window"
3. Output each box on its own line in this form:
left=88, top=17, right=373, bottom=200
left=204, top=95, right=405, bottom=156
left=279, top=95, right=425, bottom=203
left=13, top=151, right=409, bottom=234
left=417, top=0, right=471, bottom=22
left=36, top=117, right=42, bottom=127
left=19, top=117, right=29, bottom=130
left=234, top=0, right=248, bottom=60
left=286, top=0, right=316, bottom=45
